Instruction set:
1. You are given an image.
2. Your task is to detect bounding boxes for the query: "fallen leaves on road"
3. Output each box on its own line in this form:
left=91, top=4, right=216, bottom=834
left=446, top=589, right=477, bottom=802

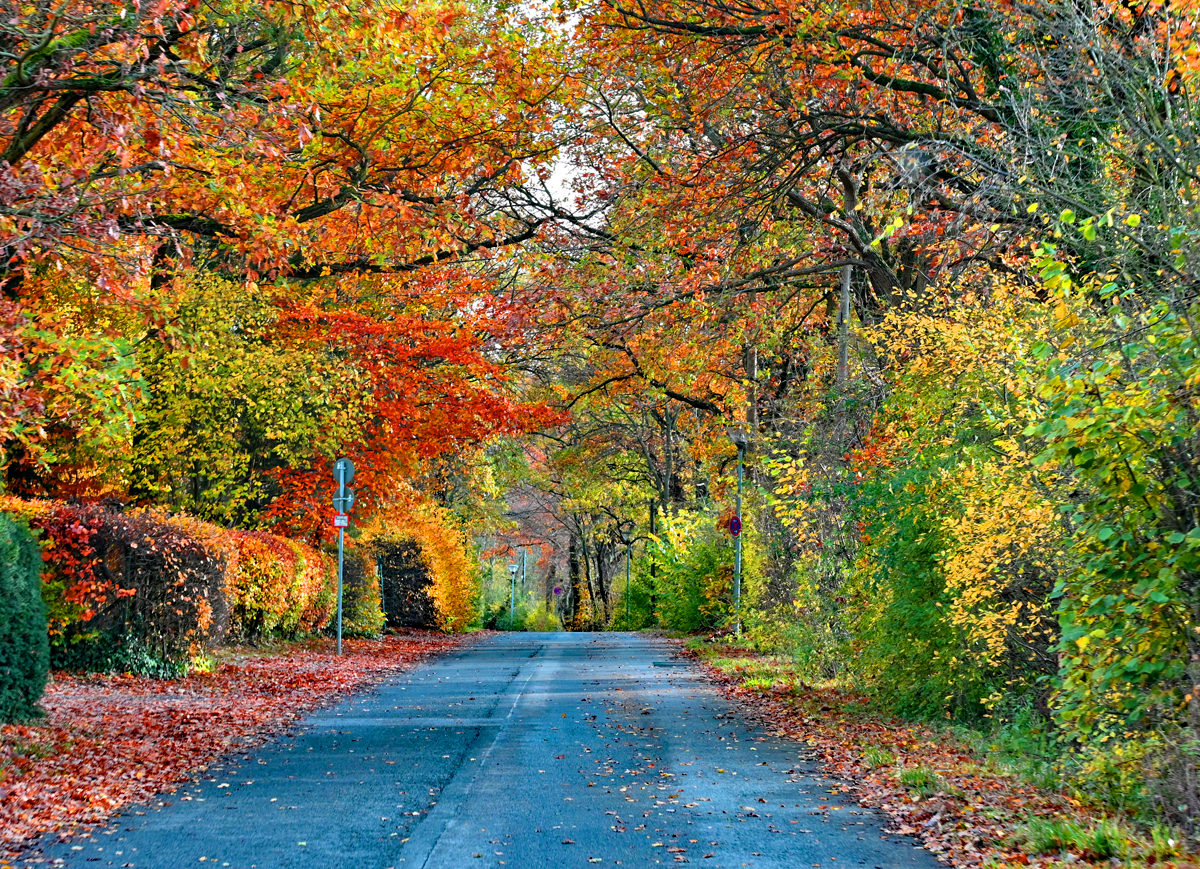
left=0, top=632, right=466, bottom=860
left=680, top=641, right=1197, bottom=868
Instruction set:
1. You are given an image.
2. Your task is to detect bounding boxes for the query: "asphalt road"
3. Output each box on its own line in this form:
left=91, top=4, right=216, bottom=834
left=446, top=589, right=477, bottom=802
left=29, top=633, right=941, bottom=869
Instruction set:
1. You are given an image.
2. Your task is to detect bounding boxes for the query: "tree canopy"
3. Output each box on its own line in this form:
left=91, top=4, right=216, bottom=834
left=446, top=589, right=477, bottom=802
left=3, top=0, right=1200, bottom=833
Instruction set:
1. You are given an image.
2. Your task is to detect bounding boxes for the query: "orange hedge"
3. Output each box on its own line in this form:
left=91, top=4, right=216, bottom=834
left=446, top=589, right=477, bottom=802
left=0, top=498, right=350, bottom=668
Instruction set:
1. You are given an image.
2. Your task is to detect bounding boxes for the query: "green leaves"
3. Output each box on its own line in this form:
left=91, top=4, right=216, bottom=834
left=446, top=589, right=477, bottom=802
left=1029, top=267, right=1200, bottom=736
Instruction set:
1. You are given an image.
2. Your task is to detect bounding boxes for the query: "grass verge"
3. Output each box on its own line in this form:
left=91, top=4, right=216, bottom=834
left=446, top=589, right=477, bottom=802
left=680, top=636, right=1195, bottom=868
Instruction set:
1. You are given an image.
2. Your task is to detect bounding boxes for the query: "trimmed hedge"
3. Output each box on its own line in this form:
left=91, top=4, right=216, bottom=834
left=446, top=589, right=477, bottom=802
left=0, top=512, right=48, bottom=720
left=0, top=498, right=355, bottom=675
left=227, top=531, right=339, bottom=640
left=341, top=551, right=386, bottom=638
left=0, top=501, right=233, bottom=673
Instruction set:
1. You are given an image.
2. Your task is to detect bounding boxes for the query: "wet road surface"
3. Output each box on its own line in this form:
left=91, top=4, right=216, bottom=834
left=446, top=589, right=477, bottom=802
left=27, top=632, right=941, bottom=869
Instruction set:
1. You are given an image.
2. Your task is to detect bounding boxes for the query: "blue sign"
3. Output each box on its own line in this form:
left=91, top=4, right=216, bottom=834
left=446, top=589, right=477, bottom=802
left=729, top=515, right=742, bottom=537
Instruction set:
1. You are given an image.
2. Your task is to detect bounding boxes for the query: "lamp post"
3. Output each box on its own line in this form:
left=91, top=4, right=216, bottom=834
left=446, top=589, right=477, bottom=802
left=487, top=547, right=495, bottom=625
left=618, top=524, right=633, bottom=627
left=727, top=427, right=749, bottom=638
left=508, top=562, right=518, bottom=631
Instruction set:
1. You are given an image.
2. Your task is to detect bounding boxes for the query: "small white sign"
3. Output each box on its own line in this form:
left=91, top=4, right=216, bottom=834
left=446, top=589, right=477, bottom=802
left=333, top=514, right=349, bottom=528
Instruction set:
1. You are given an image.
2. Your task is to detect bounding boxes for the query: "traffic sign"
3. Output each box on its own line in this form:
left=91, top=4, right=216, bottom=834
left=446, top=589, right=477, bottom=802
left=333, top=457, right=355, bottom=485
left=333, top=514, right=349, bottom=528
left=553, top=586, right=562, bottom=596
left=729, top=515, right=742, bottom=538
left=332, top=487, right=354, bottom=513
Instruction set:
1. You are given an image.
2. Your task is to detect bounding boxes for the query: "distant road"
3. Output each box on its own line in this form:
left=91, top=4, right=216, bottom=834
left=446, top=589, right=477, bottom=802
left=29, top=633, right=940, bottom=869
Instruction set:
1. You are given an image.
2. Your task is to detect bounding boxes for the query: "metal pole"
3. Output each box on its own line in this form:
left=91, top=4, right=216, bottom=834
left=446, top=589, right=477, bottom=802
left=733, top=445, right=744, bottom=638
left=510, top=563, right=516, bottom=631
left=336, top=461, right=346, bottom=655
left=625, top=541, right=631, bottom=625
left=648, top=500, right=656, bottom=614
left=337, top=525, right=344, bottom=655
left=521, top=548, right=526, bottom=592
left=487, top=554, right=494, bottom=623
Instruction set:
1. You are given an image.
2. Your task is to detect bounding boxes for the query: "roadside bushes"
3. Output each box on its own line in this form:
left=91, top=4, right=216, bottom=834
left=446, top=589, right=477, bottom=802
left=0, top=512, right=48, bottom=720
left=226, top=532, right=337, bottom=639
left=0, top=499, right=231, bottom=671
left=359, top=500, right=477, bottom=631
left=651, top=508, right=764, bottom=634
left=340, top=550, right=385, bottom=638
left=0, top=497, right=348, bottom=675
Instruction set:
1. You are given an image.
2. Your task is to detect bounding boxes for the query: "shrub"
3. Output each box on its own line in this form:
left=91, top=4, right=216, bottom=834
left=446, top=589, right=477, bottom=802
left=6, top=502, right=231, bottom=672
left=0, top=497, right=338, bottom=671
left=652, top=509, right=743, bottom=633
left=359, top=500, right=477, bottom=631
left=228, top=531, right=298, bottom=638
left=0, top=512, right=48, bottom=720
left=296, top=545, right=337, bottom=633
left=228, top=532, right=338, bottom=639
left=523, top=605, right=561, bottom=632
left=846, top=463, right=1005, bottom=721
left=340, top=550, right=385, bottom=638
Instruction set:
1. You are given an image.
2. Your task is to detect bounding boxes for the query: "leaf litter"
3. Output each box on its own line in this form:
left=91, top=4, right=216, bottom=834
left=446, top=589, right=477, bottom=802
left=679, top=641, right=1199, bottom=868
left=0, top=632, right=466, bottom=862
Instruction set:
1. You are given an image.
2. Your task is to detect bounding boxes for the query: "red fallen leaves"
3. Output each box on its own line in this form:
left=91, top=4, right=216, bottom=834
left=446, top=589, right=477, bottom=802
left=678, top=643, right=1194, bottom=868
left=0, top=632, right=466, bottom=860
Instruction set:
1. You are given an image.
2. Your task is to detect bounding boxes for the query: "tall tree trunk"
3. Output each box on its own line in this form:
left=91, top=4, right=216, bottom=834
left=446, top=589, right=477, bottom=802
left=568, top=534, right=583, bottom=630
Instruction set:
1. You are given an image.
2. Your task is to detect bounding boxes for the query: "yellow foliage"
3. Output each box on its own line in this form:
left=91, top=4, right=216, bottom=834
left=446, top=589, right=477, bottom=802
left=938, top=457, right=1063, bottom=673
left=359, top=495, right=478, bottom=631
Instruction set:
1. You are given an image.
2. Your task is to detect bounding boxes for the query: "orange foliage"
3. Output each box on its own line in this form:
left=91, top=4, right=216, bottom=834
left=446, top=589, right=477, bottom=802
left=359, top=497, right=477, bottom=631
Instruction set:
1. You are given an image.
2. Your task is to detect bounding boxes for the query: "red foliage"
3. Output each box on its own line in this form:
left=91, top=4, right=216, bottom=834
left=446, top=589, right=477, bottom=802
left=0, top=633, right=468, bottom=859
left=0, top=499, right=231, bottom=652
left=266, top=306, right=562, bottom=541
left=227, top=531, right=301, bottom=637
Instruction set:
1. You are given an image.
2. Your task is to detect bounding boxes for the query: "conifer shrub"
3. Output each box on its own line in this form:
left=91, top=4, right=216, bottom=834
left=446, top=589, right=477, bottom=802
left=0, top=512, right=49, bottom=720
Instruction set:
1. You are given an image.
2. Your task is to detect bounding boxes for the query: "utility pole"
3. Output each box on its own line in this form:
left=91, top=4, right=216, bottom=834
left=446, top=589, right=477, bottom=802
left=837, top=264, right=851, bottom=390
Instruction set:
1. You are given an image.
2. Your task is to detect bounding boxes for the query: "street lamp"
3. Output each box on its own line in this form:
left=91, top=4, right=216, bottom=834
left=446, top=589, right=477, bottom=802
left=508, top=562, right=518, bottom=631
left=727, top=427, right=749, bottom=638
left=618, top=524, right=634, bottom=627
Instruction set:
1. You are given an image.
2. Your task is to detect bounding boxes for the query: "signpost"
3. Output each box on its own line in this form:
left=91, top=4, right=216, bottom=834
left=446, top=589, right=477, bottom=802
left=332, top=458, right=355, bottom=655
left=727, top=427, right=748, bottom=638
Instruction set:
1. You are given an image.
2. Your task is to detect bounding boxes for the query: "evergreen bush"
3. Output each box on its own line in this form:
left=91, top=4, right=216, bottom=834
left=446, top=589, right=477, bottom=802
left=0, top=512, right=49, bottom=720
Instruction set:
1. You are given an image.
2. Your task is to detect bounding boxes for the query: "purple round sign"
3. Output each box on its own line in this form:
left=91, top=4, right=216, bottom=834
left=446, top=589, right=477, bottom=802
left=553, top=586, right=563, bottom=596
left=729, top=515, right=742, bottom=537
